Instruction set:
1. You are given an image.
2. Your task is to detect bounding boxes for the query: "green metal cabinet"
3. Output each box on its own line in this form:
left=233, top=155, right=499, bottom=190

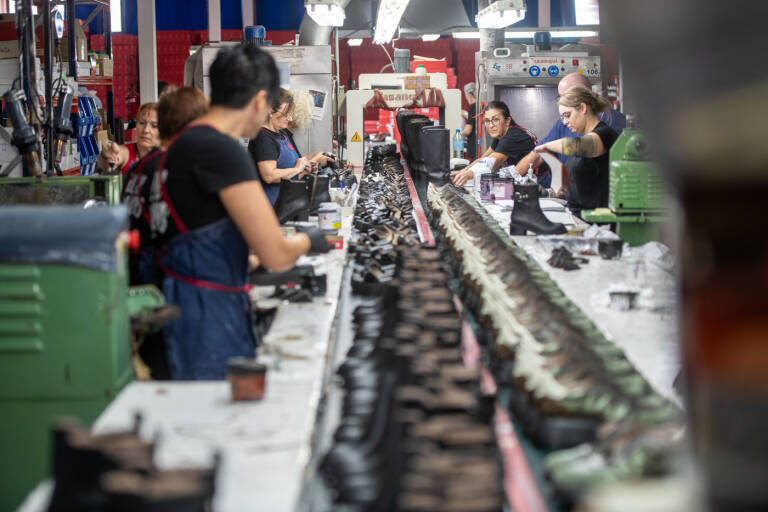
left=0, top=206, right=133, bottom=511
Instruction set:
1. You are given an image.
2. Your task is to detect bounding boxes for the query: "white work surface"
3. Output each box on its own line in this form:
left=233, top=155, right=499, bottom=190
left=19, top=218, right=352, bottom=512
left=476, top=196, right=681, bottom=407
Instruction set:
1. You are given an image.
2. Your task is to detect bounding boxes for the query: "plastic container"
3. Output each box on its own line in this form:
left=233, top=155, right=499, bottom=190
left=452, top=129, right=464, bottom=159
left=227, top=358, right=267, bottom=401
left=318, top=202, right=341, bottom=233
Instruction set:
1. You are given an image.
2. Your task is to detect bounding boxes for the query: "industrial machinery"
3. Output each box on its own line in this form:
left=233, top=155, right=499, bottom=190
left=345, top=72, right=462, bottom=169
left=475, top=43, right=604, bottom=151
left=581, top=125, right=668, bottom=245
left=0, top=206, right=134, bottom=510
left=0, top=173, right=121, bottom=205
left=185, top=42, right=333, bottom=158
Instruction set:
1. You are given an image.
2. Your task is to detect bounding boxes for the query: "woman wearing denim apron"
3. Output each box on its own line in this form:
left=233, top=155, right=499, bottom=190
left=248, top=89, right=312, bottom=205
left=150, top=45, right=331, bottom=380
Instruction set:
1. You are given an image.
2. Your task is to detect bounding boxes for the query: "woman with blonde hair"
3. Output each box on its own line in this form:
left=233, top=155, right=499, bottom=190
left=518, top=86, right=618, bottom=217
left=285, top=89, right=336, bottom=167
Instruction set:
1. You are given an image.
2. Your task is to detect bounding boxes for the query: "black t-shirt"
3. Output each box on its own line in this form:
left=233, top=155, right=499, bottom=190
left=249, top=128, right=281, bottom=163
left=466, top=102, right=477, bottom=158
left=490, top=125, right=535, bottom=167
left=151, top=125, right=259, bottom=245
left=565, top=121, right=619, bottom=216
left=248, top=128, right=302, bottom=164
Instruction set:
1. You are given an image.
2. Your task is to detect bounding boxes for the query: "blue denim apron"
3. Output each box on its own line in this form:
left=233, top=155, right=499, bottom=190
left=261, top=129, right=301, bottom=205
left=156, top=128, right=256, bottom=380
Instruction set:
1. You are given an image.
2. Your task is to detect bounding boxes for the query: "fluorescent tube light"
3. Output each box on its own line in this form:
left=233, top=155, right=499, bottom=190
left=373, top=0, right=410, bottom=45
left=421, top=34, right=440, bottom=42
left=452, top=32, right=481, bottom=39
left=476, top=0, right=526, bottom=29
left=347, top=38, right=363, bottom=46
left=305, top=0, right=346, bottom=27
left=575, top=0, right=600, bottom=25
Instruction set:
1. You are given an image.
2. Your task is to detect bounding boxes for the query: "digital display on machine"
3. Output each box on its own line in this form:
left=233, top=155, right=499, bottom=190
left=497, top=85, right=560, bottom=143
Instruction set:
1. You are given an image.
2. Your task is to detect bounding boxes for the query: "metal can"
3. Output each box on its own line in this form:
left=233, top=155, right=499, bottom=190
left=318, top=202, right=341, bottom=233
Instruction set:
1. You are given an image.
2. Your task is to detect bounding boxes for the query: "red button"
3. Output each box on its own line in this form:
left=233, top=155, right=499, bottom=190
left=523, top=60, right=527, bottom=64
left=127, top=230, right=141, bottom=252
left=572, top=59, right=579, bottom=66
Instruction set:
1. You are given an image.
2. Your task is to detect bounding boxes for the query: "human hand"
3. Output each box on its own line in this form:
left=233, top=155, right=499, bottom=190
left=294, top=157, right=311, bottom=173
left=101, top=141, right=123, bottom=167
left=296, top=225, right=332, bottom=254
left=451, top=167, right=475, bottom=187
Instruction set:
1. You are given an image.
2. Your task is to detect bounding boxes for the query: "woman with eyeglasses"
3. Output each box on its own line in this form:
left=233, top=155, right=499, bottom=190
left=517, top=86, right=619, bottom=217
left=248, top=88, right=313, bottom=204
left=451, top=100, right=536, bottom=187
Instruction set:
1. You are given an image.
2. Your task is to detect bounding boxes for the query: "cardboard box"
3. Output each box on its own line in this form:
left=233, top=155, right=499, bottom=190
left=99, top=58, right=113, bottom=76
left=0, top=39, right=19, bottom=59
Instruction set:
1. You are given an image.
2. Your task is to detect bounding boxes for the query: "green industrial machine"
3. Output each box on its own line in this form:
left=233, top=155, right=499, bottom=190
left=0, top=174, right=122, bottom=205
left=0, top=206, right=134, bottom=510
left=582, top=127, right=668, bottom=246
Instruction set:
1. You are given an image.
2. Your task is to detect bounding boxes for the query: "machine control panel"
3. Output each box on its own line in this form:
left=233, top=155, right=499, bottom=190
left=488, top=55, right=601, bottom=80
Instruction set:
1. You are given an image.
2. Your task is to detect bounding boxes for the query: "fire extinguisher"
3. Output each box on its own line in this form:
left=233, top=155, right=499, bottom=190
left=126, top=84, right=139, bottom=120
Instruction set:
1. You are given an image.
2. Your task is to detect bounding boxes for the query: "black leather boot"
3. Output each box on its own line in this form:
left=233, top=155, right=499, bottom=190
left=309, top=176, right=332, bottom=215
left=509, top=183, right=567, bottom=235
left=419, top=127, right=450, bottom=185
left=273, top=179, right=310, bottom=223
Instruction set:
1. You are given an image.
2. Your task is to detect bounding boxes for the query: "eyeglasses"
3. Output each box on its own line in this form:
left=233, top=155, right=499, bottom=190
left=559, top=111, right=573, bottom=121
left=483, top=116, right=504, bottom=126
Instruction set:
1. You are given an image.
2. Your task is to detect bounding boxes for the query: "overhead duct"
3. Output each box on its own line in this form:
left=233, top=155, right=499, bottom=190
left=299, top=0, right=352, bottom=45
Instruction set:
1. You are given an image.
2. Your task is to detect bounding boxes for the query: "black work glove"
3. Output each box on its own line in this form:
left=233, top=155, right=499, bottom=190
left=297, top=225, right=332, bottom=254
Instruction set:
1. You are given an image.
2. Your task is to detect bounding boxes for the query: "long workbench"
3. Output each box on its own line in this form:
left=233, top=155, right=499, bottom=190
left=20, top=161, right=681, bottom=512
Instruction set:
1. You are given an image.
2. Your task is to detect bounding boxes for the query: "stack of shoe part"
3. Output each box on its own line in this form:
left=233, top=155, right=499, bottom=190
left=321, top=145, right=503, bottom=511
left=46, top=415, right=217, bottom=512
left=425, top=182, right=684, bottom=505
left=351, top=146, right=419, bottom=294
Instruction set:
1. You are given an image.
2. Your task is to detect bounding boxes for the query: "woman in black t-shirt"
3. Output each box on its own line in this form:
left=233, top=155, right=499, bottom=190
left=451, top=100, right=536, bottom=187
left=248, top=89, right=311, bottom=204
left=530, top=86, right=619, bottom=217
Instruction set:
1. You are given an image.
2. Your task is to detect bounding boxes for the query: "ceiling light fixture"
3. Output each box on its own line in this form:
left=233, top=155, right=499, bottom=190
left=421, top=34, right=440, bottom=42
left=373, top=0, right=410, bottom=45
left=305, top=0, right=346, bottom=27
left=347, top=38, right=363, bottom=46
left=476, top=0, right=526, bottom=29
left=504, top=30, right=598, bottom=39
left=451, top=29, right=598, bottom=40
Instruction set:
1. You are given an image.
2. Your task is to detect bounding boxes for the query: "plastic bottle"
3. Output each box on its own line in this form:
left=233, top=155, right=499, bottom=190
left=526, top=163, right=537, bottom=184
left=453, top=129, right=464, bottom=159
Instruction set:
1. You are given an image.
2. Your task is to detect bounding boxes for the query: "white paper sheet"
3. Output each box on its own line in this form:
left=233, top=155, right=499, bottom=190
left=539, top=150, right=565, bottom=191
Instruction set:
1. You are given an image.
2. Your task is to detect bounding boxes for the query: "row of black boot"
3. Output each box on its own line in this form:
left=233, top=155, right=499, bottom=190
left=395, top=111, right=450, bottom=184
left=320, top=147, right=503, bottom=510
left=321, top=246, right=503, bottom=511
left=46, top=415, right=218, bottom=512
left=350, top=146, right=419, bottom=294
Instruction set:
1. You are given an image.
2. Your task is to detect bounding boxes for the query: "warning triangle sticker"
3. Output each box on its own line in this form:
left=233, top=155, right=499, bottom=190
left=351, top=132, right=362, bottom=142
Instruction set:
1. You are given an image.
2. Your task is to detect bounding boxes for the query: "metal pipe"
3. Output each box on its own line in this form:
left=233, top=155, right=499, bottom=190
left=43, top=0, right=54, bottom=176
left=334, top=27, right=341, bottom=150
left=66, top=0, right=76, bottom=79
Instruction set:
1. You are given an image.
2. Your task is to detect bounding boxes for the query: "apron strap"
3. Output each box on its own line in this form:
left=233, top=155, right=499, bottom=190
left=156, top=251, right=252, bottom=293
left=133, top=147, right=162, bottom=224
left=155, top=122, right=218, bottom=235
left=156, top=123, right=251, bottom=294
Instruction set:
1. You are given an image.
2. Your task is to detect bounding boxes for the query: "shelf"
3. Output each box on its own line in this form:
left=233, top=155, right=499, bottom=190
left=78, top=76, right=113, bottom=86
